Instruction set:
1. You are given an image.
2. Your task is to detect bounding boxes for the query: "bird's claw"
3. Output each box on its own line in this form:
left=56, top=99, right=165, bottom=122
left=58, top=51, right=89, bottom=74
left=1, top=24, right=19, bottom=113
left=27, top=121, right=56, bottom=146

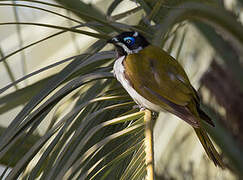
left=133, top=105, right=146, bottom=111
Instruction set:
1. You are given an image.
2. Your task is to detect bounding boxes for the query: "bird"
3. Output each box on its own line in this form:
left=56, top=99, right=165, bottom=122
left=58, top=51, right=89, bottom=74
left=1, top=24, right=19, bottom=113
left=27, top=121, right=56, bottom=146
left=108, top=31, right=224, bottom=168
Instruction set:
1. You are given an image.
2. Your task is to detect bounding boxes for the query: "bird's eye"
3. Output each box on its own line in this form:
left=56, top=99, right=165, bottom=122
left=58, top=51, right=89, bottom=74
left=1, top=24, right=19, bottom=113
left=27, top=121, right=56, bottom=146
left=123, top=37, right=135, bottom=45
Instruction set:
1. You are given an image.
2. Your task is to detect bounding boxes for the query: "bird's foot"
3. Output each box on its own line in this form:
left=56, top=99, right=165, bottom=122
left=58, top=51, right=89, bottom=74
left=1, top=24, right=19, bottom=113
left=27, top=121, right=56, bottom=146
left=133, top=105, right=146, bottom=111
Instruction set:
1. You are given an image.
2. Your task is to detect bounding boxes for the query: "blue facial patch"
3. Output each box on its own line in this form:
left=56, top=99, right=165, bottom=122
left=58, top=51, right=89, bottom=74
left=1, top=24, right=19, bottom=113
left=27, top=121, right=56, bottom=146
left=123, top=37, right=135, bottom=45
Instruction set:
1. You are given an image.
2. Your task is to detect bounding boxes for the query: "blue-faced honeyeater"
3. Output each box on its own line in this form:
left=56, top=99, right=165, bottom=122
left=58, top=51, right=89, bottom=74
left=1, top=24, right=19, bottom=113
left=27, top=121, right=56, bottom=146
left=108, top=31, right=224, bottom=168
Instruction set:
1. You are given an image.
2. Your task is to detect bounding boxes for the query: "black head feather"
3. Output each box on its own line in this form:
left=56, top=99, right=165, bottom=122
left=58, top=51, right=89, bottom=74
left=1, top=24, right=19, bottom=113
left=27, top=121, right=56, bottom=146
left=108, top=31, right=149, bottom=56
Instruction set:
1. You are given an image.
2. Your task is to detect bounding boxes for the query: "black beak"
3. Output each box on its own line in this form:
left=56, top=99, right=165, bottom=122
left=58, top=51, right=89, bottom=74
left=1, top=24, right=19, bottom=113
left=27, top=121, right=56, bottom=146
left=107, top=39, right=114, bottom=44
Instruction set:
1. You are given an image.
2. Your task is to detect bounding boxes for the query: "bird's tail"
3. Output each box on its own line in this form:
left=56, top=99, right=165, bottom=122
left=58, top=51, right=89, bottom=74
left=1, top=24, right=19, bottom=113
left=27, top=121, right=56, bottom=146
left=194, top=127, right=224, bottom=168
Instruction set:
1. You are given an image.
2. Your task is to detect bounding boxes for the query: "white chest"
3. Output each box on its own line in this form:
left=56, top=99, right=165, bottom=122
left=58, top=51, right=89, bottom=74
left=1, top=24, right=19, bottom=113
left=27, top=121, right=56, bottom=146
left=113, top=56, right=161, bottom=112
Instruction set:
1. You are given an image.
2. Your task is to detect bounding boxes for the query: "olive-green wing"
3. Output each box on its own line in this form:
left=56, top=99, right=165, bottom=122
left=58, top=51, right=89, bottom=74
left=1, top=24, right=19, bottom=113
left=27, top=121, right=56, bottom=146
left=124, top=45, right=198, bottom=107
left=124, top=45, right=201, bottom=127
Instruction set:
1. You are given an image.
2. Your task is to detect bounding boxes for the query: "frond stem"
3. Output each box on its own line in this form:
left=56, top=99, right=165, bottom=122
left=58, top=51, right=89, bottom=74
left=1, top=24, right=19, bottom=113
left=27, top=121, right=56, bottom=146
left=144, top=109, right=154, bottom=180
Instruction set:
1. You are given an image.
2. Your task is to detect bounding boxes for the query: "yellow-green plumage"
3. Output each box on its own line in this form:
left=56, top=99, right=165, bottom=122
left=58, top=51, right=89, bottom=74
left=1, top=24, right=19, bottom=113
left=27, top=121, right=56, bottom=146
left=125, top=45, right=196, bottom=106
left=123, top=45, right=224, bottom=167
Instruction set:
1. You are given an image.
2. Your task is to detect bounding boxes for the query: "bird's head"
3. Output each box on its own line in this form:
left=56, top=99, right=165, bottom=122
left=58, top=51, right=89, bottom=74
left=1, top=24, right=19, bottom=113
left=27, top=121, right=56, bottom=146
left=108, top=31, right=149, bottom=56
